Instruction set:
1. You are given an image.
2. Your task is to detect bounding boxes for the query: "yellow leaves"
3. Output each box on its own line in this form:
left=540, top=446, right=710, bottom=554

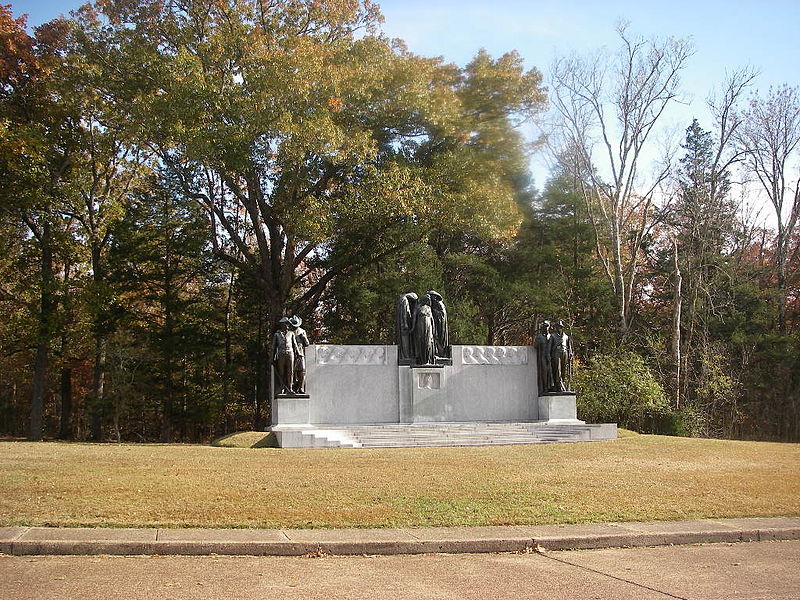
left=87, top=1, right=540, bottom=261
left=437, top=173, right=521, bottom=244
left=456, top=131, right=471, bottom=144
left=327, top=96, right=344, bottom=112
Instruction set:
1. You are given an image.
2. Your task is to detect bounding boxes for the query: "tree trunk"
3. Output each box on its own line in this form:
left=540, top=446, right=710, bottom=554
left=160, top=299, right=175, bottom=443
left=671, top=239, right=682, bottom=410
left=29, top=344, right=48, bottom=441
left=29, top=222, right=55, bottom=441
left=223, top=270, right=234, bottom=409
left=253, top=309, right=266, bottom=431
left=58, top=367, right=73, bottom=440
left=90, top=244, right=108, bottom=442
left=775, top=227, right=787, bottom=334
left=58, top=258, right=73, bottom=440
left=90, top=338, right=106, bottom=441
left=113, top=397, right=122, bottom=443
left=486, top=312, right=496, bottom=346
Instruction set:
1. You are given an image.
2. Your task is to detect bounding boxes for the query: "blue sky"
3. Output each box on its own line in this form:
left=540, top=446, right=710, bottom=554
left=378, top=1, right=799, bottom=128
left=11, top=0, right=800, bottom=190
left=17, top=0, right=799, bottom=98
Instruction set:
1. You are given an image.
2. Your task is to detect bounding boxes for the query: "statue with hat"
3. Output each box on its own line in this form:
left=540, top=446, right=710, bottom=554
left=548, top=319, right=573, bottom=393
left=534, top=320, right=553, bottom=396
left=272, top=316, right=302, bottom=395
left=289, top=315, right=310, bottom=393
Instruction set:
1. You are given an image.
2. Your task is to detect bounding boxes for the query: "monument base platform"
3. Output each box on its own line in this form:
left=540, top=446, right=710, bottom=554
left=268, top=422, right=617, bottom=448
left=268, top=344, right=613, bottom=447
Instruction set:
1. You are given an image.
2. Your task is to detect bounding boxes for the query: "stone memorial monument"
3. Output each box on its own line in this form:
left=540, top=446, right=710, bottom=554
left=268, top=304, right=615, bottom=448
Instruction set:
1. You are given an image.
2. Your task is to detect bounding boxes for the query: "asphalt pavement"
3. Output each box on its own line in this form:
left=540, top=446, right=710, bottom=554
left=2, top=540, right=799, bottom=599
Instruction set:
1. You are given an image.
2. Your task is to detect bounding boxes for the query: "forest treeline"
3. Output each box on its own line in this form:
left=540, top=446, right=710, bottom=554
left=1, top=1, right=798, bottom=443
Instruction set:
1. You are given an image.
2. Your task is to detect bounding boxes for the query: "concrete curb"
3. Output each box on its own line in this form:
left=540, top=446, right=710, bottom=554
left=1, top=518, right=798, bottom=557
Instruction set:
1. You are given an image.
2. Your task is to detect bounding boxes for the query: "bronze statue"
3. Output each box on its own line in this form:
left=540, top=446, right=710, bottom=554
left=272, top=317, right=302, bottom=395
left=411, top=294, right=436, bottom=366
left=396, top=292, right=418, bottom=363
left=289, top=315, right=310, bottom=394
left=534, top=320, right=553, bottom=396
left=549, top=320, right=573, bottom=393
left=426, top=290, right=450, bottom=359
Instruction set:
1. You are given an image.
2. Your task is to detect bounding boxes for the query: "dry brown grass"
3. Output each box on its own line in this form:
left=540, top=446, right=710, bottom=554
left=0, top=435, right=798, bottom=529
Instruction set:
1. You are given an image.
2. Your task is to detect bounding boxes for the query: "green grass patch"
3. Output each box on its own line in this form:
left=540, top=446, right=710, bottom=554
left=616, top=428, right=640, bottom=438
left=211, top=431, right=278, bottom=448
left=0, top=435, right=798, bottom=529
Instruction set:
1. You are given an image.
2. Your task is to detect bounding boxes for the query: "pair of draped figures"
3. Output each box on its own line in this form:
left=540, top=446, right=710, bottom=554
left=396, top=291, right=449, bottom=366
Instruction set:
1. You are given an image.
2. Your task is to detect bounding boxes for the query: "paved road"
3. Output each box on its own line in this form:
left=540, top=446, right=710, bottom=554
left=2, top=540, right=798, bottom=600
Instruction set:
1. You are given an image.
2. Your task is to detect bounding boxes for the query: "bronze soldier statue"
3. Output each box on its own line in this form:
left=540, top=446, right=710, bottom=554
left=534, top=320, right=553, bottom=396
left=289, top=315, right=310, bottom=394
left=272, top=317, right=302, bottom=395
left=549, top=320, right=573, bottom=393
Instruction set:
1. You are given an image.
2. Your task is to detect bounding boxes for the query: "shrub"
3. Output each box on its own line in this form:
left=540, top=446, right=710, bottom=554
left=573, top=351, right=670, bottom=432
left=651, top=405, right=708, bottom=437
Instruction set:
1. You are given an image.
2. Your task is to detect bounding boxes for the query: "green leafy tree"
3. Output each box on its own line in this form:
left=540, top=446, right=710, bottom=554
left=82, top=0, right=545, bottom=419
left=110, top=174, right=219, bottom=441
left=0, top=10, right=82, bottom=440
left=528, top=171, right=617, bottom=350
left=668, top=119, right=739, bottom=407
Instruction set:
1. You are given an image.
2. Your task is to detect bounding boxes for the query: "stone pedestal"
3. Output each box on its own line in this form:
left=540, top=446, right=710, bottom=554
left=411, top=366, right=448, bottom=422
left=272, top=395, right=310, bottom=425
left=538, top=394, right=585, bottom=424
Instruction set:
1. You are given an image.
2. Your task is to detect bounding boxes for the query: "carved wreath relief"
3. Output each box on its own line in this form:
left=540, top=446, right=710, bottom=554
left=316, top=345, right=388, bottom=365
left=461, top=346, right=529, bottom=365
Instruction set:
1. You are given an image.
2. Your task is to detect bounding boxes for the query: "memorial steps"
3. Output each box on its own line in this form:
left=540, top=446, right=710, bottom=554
left=270, top=422, right=616, bottom=448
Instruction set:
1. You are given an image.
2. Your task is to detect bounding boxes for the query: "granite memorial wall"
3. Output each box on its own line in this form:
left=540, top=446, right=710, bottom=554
left=272, top=343, right=579, bottom=426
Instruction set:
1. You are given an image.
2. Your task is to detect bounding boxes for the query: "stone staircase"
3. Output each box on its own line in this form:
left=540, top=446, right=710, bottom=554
left=271, top=422, right=617, bottom=448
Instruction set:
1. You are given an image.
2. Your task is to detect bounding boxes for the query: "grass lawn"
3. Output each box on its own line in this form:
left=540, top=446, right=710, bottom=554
left=0, top=435, right=798, bottom=529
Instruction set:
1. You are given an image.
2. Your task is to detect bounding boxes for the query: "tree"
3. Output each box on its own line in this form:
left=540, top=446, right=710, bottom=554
left=110, top=174, right=218, bottom=442
left=84, top=0, right=545, bottom=421
left=736, top=85, right=800, bottom=333
left=669, top=119, right=737, bottom=407
left=531, top=168, right=617, bottom=350
left=0, top=9, right=80, bottom=440
left=550, top=23, right=693, bottom=339
left=53, top=29, right=154, bottom=439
